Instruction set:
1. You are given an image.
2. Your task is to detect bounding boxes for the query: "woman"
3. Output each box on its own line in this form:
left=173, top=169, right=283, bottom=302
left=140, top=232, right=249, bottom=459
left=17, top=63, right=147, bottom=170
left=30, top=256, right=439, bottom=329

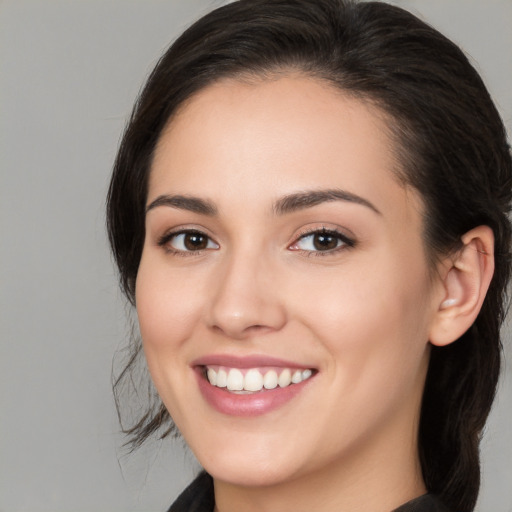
left=106, top=1, right=512, bottom=511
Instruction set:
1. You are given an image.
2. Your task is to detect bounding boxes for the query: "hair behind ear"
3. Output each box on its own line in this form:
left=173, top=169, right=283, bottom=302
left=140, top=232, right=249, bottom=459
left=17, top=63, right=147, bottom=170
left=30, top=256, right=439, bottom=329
left=420, top=225, right=503, bottom=511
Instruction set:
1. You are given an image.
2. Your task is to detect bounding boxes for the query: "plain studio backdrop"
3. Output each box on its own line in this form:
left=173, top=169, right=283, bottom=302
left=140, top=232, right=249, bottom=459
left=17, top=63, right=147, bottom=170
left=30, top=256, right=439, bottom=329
left=0, top=1, right=510, bottom=511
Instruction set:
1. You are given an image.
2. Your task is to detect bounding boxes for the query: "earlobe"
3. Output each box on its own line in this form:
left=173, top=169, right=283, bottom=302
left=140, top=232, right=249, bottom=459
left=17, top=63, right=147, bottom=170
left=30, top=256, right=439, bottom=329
left=429, top=226, right=495, bottom=347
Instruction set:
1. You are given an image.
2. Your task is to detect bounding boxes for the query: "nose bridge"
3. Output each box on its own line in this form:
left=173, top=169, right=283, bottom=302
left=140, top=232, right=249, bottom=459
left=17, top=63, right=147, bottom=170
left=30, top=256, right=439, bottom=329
left=206, top=244, right=286, bottom=338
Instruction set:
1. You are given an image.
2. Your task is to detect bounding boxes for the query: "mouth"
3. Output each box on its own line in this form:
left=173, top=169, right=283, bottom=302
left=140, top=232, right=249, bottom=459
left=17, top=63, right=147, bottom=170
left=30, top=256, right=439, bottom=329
left=202, top=365, right=314, bottom=393
left=192, top=355, right=317, bottom=416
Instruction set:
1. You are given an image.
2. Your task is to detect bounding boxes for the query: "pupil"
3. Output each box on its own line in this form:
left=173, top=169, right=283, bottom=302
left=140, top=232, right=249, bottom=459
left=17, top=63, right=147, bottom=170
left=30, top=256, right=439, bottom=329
left=313, top=233, right=337, bottom=251
left=184, top=233, right=207, bottom=250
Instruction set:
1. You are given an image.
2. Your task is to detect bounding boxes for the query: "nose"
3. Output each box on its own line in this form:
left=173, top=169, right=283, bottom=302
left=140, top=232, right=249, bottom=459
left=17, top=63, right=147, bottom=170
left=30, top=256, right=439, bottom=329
left=205, top=250, right=287, bottom=340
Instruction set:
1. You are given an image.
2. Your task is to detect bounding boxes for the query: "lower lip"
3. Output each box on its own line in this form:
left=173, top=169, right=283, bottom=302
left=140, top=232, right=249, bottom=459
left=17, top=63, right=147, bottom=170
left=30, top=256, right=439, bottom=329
left=195, top=369, right=314, bottom=417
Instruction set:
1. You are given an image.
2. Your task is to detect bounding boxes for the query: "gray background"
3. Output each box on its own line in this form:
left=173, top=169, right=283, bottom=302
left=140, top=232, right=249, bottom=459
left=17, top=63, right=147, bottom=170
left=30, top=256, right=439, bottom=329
left=0, top=1, right=510, bottom=511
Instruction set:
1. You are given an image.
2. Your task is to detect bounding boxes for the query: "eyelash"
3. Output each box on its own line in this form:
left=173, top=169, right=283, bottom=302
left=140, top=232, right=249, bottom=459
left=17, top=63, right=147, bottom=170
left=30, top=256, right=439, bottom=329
left=157, top=229, right=219, bottom=256
left=157, top=227, right=356, bottom=257
left=289, top=227, right=356, bottom=257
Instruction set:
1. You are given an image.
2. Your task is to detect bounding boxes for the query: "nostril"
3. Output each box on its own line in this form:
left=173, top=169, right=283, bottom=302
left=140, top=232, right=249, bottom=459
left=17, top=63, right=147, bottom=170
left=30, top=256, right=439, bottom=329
left=205, top=272, right=287, bottom=338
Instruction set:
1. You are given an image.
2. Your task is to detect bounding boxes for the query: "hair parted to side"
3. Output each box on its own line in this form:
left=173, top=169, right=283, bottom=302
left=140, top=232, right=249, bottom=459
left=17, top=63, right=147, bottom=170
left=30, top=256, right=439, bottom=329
left=106, top=1, right=512, bottom=510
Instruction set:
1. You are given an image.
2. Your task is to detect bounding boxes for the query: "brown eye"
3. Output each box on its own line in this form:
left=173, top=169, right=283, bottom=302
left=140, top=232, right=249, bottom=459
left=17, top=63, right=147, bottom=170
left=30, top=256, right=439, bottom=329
left=289, top=228, right=355, bottom=254
left=312, top=232, right=339, bottom=251
left=183, top=232, right=208, bottom=250
left=161, top=230, right=220, bottom=253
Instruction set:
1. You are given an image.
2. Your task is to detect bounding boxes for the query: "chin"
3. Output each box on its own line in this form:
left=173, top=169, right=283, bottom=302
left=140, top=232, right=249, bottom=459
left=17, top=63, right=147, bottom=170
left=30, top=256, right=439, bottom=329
left=187, top=430, right=307, bottom=488
left=204, top=457, right=300, bottom=488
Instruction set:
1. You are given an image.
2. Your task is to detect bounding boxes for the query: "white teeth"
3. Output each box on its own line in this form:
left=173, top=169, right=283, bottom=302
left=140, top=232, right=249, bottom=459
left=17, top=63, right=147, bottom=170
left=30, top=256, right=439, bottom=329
left=302, top=369, right=312, bottom=380
left=226, top=368, right=244, bottom=391
left=206, top=366, right=314, bottom=392
left=207, top=368, right=217, bottom=386
left=216, top=369, right=227, bottom=388
left=291, top=370, right=302, bottom=384
left=263, top=370, right=278, bottom=390
left=278, top=368, right=292, bottom=387
left=244, top=369, right=264, bottom=392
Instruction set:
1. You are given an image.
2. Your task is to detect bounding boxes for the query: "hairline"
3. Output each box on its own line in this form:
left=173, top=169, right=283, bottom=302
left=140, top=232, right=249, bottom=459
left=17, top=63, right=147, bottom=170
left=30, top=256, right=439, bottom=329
left=149, top=66, right=445, bottom=272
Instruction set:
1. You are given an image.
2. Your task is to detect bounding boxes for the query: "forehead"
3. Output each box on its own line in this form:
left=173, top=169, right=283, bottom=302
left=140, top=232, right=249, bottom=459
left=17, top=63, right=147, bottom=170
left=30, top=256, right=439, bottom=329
left=149, top=75, right=419, bottom=223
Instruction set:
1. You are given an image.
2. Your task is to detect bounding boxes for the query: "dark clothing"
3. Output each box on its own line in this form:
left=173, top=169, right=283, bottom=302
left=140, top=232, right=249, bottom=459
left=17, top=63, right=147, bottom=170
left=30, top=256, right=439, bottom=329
left=168, top=472, right=215, bottom=512
left=167, top=472, right=451, bottom=512
left=393, top=493, right=451, bottom=512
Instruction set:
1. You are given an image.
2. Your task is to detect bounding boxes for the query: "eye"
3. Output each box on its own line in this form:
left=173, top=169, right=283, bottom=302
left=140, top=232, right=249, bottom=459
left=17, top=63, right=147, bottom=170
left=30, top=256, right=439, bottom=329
left=289, top=228, right=355, bottom=254
left=159, top=230, right=219, bottom=253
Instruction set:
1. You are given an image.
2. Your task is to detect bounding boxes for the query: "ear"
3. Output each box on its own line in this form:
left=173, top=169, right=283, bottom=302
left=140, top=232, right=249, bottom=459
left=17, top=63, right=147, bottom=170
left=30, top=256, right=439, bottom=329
left=429, top=226, right=495, bottom=347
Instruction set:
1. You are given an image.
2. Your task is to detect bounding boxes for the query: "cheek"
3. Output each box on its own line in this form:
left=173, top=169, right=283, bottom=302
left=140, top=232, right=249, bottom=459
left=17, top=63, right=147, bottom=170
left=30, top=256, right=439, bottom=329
left=134, top=254, right=208, bottom=421
left=290, top=252, right=433, bottom=378
left=135, top=254, right=205, bottom=356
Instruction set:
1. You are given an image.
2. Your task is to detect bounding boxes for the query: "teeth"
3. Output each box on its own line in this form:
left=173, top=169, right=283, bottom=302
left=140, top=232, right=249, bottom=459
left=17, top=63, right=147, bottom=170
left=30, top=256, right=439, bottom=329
left=302, top=369, right=312, bottom=380
left=226, top=369, right=244, bottom=391
left=291, top=370, right=302, bottom=384
left=244, top=369, right=264, bottom=392
left=263, top=370, right=278, bottom=390
left=216, top=369, right=227, bottom=388
left=278, top=368, right=291, bottom=387
left=207, top=368, right=217, bottom=386
left=205, top=366, right=314, bottom=392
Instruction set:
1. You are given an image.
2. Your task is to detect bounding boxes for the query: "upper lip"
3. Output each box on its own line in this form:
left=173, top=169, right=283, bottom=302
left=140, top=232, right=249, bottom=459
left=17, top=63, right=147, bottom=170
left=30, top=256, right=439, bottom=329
left=191, top=354, right=315, bottom=370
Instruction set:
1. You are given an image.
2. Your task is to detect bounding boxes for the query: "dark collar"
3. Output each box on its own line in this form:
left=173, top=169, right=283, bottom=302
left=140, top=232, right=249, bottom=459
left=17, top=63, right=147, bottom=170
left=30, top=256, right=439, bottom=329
left=167, top=472, right=214, bottom=512
left=168, top=472, right=451, bottom=512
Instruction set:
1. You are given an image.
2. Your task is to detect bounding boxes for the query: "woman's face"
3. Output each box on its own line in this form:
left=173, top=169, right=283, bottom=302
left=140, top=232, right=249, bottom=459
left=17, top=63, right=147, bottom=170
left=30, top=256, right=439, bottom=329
left=136, top=76, right=443, bottom=487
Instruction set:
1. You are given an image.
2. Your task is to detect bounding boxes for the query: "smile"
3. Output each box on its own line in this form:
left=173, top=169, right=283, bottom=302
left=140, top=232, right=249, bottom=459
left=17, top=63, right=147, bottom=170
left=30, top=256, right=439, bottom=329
left=205, top=366, right=314, bottom=393
left=193, top=356, right=317, bottom=416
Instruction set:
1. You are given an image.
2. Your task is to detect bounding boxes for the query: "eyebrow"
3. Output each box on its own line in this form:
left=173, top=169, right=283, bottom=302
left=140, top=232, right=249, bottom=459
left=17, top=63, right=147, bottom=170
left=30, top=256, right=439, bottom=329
left=273, top=189, right=381, bottom=216
left=145, top=188, right=380, bottom=217
left=146, top=195, right=217, bottom=216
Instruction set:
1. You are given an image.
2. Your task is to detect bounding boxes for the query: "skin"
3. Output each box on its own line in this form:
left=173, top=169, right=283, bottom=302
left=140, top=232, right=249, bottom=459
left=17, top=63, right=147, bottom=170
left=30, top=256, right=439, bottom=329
left=136, top=75, right=450, bottom=512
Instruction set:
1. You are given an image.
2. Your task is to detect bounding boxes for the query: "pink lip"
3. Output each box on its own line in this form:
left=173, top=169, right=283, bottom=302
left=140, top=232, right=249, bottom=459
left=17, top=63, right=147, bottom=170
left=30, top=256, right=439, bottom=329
left=191, top=354, right=310, bottom=369
left=192, top=354, right=316, bottom=417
